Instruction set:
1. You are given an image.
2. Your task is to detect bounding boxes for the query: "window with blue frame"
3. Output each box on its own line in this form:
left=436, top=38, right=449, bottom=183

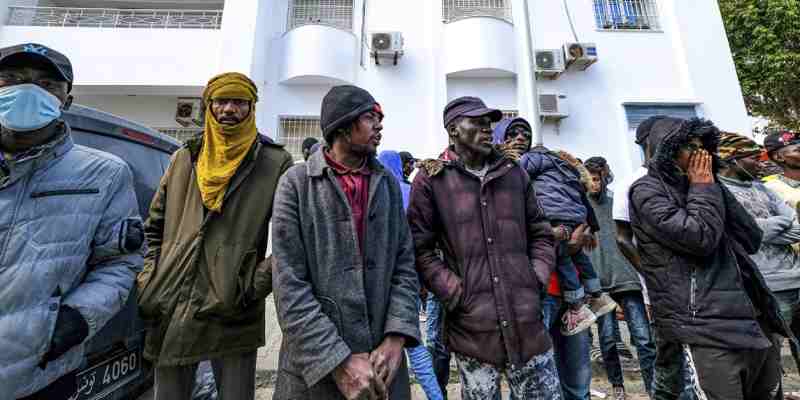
left=593, top=0, right=660, bottom=30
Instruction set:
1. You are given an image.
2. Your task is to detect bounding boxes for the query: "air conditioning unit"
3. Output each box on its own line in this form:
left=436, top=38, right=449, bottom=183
left=535, top=49, right=565, bottom=79
left=564, top=42, right=598, bottom=71
left=371, top=31, right=404, bottom=65
left=175, top=98, right=203, bottom=127
left=539, top=93, right=569, bottom=121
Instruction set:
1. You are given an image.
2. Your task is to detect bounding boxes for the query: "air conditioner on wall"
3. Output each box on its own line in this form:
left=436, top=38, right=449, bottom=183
left=175, top=98, right=203, bottom=127
left=539, top=93, right=569, bottom=121
left=535, top=49, right=565, bottom=79
left=564, top=42, right=598, bottom=71
left=371, top=31, right=404, bottom=66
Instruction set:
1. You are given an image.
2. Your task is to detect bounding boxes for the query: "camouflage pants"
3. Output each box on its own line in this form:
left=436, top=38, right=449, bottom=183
left=455, top=349, right=562, bottom=400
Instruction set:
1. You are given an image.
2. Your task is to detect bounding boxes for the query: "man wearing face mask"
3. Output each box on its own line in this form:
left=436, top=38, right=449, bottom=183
left=0, top=43, right=144, bottom=400
left=136, top=72, right=294, bottom=399
left=408, top=97, right=559, bottom=399
left=718, top=133, right=800, bottom=331
left=272, top=85, right=421, bottom=400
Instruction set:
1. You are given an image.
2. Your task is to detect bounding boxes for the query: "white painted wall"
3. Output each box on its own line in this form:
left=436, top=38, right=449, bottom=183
left=75, top=95, right=183, bottom=129
left=0, top=0, right=750, bottom=180
left=0, top=26, right=221, bottom=87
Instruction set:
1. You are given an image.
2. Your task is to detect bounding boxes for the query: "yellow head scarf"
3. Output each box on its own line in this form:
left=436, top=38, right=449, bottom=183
left=196, top=72, right=259, bottom=212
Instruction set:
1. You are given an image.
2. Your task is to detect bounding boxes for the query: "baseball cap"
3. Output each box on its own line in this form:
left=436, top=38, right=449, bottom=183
left=0, top=43, right=73, bottom=92
left=443, top=96, right=502, bottom=128
left=764, top=130, right=800, bottom=154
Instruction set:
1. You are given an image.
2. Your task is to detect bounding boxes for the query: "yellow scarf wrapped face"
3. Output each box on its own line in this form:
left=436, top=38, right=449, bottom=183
left=196, top=73, right=259, bottom=212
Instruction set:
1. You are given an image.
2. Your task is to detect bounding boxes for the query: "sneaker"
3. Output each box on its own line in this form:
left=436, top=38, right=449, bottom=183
left=612, top=386, right=627, bottom=400
left=588, top=293, right=618, bottom=317
left=560, top=304, right=597, bottom=336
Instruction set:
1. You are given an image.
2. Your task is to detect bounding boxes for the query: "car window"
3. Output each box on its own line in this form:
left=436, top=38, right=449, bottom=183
left=72, top=129, right=170, bottom=218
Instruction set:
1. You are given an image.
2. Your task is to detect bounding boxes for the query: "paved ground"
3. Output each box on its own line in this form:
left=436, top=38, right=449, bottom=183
left=139, top=296, right=800, bottom=399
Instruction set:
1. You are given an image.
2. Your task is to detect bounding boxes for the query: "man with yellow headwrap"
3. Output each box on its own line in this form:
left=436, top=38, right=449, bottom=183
left=136, top=72, right=293, bottom=399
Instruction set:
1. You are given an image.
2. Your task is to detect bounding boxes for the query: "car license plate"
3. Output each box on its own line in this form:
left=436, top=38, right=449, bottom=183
left=74, top=348, right=142, bottom=400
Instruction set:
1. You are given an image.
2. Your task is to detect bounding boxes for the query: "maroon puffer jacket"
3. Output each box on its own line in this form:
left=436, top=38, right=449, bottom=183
left=408, top=149, right=555, bottom=367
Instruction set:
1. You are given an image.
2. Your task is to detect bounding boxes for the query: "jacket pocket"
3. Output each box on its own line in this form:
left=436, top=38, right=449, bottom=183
left=196, top=243, right=256, bottom=319
left=317, top=296, right=344, bottom=335
left=27, top=183, right=102, bottom=246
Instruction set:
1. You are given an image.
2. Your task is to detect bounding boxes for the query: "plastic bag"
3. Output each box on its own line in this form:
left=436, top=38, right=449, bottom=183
left=191, top=361, right=218, bottom=400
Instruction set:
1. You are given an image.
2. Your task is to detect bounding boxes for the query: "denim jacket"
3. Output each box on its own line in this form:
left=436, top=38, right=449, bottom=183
left=0, top=123, right=142, bottom=398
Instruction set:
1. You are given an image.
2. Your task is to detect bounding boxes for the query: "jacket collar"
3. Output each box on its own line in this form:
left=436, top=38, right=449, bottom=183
left=0, top=121, right=73, bottom=190
left=307, top=146, right=384, bottom=178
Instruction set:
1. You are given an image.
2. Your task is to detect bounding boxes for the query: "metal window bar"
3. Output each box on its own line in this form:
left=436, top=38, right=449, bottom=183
left=286, top=0, right=354, bottom=32
left=156, top=127, right=203, bottom=142
left=7, top=6, right=223, bottom=29
left=442, top=0, right=512, bottom=24
left=279, top=117, right=323, bottom=162
left=492, top=110, right=519, bottom=129
left=593, top=0, right=659, bottom=30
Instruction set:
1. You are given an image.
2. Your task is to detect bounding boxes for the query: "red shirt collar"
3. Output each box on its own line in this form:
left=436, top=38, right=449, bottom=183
left=324, top=149, right=370, bottom=175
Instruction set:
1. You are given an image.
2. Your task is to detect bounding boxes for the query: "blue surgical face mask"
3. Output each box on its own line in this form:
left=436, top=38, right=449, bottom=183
left=0, top=83, right=62, bottom=132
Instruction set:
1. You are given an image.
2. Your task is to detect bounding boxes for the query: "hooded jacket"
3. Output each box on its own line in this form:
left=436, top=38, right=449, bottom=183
left=492, top=118, right=589, bottom=226
left=629, top=118, right=800, bottom=354
left=378, top=150, right=410, bottom=210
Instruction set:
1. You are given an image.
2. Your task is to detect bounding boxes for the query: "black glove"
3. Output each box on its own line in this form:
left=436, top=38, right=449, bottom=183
left=41, top=306, right=89, bottom=368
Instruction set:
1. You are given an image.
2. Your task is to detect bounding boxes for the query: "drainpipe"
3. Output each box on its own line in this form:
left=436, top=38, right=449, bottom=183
left=522, top=0, right=543, bottom=145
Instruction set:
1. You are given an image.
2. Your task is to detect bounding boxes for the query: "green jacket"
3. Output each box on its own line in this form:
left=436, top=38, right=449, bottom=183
left=137, top=134, right=293, bottom=366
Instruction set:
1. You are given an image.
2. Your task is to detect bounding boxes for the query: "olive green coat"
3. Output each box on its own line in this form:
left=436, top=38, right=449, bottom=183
left=137, top=135, right=293, bottom=366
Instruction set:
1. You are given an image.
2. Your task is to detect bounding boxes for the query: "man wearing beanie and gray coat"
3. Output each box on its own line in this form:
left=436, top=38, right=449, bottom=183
left=272, top=85, right=421, bottom=400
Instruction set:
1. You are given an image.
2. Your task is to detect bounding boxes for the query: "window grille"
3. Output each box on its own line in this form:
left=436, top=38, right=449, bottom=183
left=7, top=7, right=223, bottom=29
left=279, top=117, right=323, bottom=162
left=442, top=0, right=512, bottom=24
left=287, top=0, right=354, bottom=32
left=492, top=110, right=519, bottom=129
left=593, top=0, right=659, bottom=31
left=157, top=127, right=203, bottom=142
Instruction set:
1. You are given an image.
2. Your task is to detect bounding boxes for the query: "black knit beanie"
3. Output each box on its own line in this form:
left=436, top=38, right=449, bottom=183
left=320, top=85, right=382, bottom=143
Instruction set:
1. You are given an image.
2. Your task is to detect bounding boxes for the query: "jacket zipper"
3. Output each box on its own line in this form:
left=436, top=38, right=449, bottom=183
left=690, top=266, right=697, bottom=318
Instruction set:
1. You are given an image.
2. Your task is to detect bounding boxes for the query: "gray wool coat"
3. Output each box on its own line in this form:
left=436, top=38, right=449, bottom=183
left=271, top=149, right=421, bottom=400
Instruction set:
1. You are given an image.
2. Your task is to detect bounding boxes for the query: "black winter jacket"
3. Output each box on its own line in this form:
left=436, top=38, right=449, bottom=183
left=630, top=119, right=799, bottom=354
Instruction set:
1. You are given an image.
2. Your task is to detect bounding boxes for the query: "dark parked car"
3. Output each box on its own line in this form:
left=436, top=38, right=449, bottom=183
left=63, top=104, right=181, bottom=400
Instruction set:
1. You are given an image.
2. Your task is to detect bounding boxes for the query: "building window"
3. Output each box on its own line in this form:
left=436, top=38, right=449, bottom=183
left=624, top=104, right=697, bottom=130
left=279, top=117, right=323, bottom=162
left=491, top=110, right=519, bottom=129
left=287, top=0, right=354, bottom=32
left=442, top=0, right=512, bottom=24
left=624, top=104, right=697, bottom=164
left=593, top=0, right=659, bottom=31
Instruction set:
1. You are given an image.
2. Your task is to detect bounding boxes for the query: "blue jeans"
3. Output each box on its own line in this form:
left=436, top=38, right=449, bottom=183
left=542, top=295, right=591, bottom=400
left=426, top=296, right=451, bottom=399
left=556, top=242, right=601, bottom=304
left=408, top=297, right=444, bottom=400
left=596, top=292, right=656, bottom=394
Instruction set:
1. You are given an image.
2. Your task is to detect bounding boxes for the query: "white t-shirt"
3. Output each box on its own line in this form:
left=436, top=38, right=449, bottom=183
left=612, top=166, right=648, bottom=222
left=612, top=166, right=650, bottom=305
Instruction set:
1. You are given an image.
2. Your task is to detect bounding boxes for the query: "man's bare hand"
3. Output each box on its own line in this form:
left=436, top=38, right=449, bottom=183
left=567, top=224, right=588, bottom=255
left=688, top=150, right=714, bottom=184
left=333, top=353, right=386, bottom=400
left=370, top=334, right=406, bottom=390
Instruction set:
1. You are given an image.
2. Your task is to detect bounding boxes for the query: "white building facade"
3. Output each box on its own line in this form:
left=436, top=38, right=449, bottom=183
left=0, top=0, right=750, bottom=177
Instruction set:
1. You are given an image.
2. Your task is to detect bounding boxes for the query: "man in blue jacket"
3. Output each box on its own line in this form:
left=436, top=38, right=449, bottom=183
left=0, top=43, right=143, bottom=400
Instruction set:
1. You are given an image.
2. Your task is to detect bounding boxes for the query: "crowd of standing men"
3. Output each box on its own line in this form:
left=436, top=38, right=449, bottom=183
left=3, top=42, right=800, bottom=400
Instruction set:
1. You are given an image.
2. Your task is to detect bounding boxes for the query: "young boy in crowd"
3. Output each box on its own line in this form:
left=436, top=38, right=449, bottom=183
left=493, top=118, right=617, bottom=336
